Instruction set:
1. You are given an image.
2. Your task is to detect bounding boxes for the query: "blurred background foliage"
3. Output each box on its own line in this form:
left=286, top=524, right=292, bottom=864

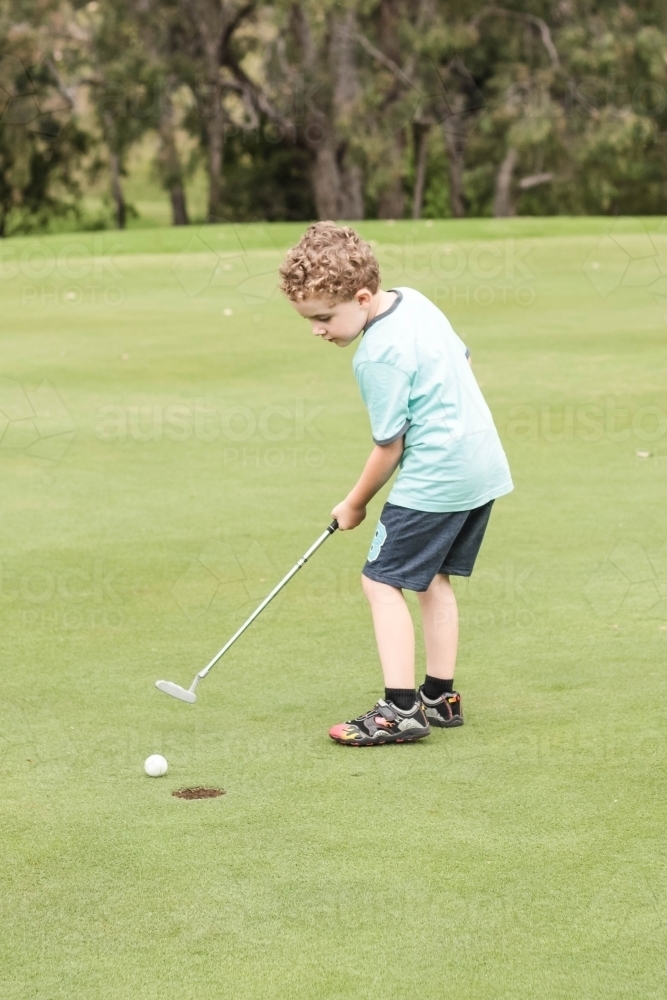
left=0, top=0, right=666, bottom=234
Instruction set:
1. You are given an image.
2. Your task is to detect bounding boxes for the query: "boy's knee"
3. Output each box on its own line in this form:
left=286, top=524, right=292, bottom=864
left=430, top=573, right=454, bottom=596
left=361, top=574, right=402, bottom=604
left=361, top=573, right=375, bottom=601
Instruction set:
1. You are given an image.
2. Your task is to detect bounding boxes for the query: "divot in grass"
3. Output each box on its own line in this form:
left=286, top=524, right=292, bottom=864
left=172, top=787, right=225, bottom=800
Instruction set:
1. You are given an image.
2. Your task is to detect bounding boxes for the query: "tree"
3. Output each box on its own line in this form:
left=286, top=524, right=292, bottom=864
left=171, top=0, right=260, bottom=221
left=4, top=0, right=667, bottom=231
left=128, top=1, right=192, bottom=226
left=80, top=0, right=167, bottom=229
left=557, top=2, right=667, bottom=215
left=0, top=4, right=88, bottom=236
left=354, top=2, right=487, bottom=219
left=277, top=2, right=364, bottom=219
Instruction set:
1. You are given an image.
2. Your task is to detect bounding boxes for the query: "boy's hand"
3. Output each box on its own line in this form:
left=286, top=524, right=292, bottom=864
left=331, top=499, right=366, bottom=530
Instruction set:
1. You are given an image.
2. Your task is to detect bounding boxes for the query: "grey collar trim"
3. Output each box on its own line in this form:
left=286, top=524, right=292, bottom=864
left=363, top=289, right=403, bottom=334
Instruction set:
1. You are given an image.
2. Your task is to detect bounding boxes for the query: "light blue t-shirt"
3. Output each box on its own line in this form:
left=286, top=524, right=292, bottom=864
left=353, top=286, right=513, bottom=513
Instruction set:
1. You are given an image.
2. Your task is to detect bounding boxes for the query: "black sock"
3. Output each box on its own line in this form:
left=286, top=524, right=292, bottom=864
left=384, top=688, right=417, bottom=711
left=422, top=675, right=454, bottom=700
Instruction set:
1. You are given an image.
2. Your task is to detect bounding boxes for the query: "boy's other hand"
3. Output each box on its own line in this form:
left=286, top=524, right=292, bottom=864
left=331, top=499, right=367, bottom=530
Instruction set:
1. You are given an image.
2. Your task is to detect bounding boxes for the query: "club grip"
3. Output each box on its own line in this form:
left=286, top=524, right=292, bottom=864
left=328, top=519, right=339, bottom=533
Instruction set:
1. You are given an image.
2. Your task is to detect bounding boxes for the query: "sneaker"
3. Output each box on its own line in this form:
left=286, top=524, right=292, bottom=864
left=329, top=698, right=430, bottom=746
left=418, top=688, right=464, bottom=728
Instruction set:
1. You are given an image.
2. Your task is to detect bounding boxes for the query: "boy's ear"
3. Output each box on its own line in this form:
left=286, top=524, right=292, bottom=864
left=355, top=287, right=373, bottom=308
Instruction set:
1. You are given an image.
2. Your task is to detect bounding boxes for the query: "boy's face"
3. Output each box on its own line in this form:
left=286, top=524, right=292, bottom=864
left=291, top=289, right=372, bottom=347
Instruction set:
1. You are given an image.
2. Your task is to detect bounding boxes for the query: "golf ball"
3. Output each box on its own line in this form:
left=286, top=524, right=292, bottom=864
left=144, top=754, right=168, bottom=777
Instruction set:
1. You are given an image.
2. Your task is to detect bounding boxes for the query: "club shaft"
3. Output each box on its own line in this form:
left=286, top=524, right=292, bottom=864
left=197, top=521, right=338, bottom=679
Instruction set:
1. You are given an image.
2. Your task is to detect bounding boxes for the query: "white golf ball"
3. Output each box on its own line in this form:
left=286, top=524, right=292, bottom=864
left=144, top=754, right=168, bottom=777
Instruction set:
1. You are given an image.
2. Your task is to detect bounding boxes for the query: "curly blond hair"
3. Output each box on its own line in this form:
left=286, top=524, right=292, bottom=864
left=279, top=221, right=380, bottom=302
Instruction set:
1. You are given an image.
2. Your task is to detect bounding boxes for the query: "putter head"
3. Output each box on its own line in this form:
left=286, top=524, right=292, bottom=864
left=155, top=680, right=197, bottom=704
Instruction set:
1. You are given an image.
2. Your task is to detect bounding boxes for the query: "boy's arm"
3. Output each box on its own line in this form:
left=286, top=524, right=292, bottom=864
left=332, top=437, right=404, bottom=530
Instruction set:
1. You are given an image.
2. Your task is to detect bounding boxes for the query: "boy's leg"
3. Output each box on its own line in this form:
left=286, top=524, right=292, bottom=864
left=416, top=573, right=464, bottom=727
left=361, top=574, right=415, bottom=689
left=416, top=573, right=458, bottom=680
left=328, top=574, right=429, bottom=745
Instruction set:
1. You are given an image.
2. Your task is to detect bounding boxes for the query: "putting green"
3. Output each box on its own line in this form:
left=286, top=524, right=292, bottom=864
left=1, top=217, right=666, bottom=999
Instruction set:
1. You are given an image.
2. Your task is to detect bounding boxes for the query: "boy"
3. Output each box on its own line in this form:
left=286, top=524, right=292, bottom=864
left=279, top=222, right=513, bottom=746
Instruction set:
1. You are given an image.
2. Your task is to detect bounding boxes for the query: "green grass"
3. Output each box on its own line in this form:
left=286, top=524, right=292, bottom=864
left=1, top=217, right=666, bottom=999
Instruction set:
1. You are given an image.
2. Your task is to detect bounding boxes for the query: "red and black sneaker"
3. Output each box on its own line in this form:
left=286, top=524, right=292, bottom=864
left=418, top=688, right=464, bottom=728
left=329, top=698, right=430, bottom=746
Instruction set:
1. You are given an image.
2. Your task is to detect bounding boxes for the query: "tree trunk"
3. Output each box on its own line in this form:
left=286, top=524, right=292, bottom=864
left=378, top=171, right=405, bottom=219
left=289, top=2, right=316, bottom=67
left=170, top=187, right=189, bottom=226
left=378, top=0, right=402, bottom=62
left=103, top=109, right=126, bottom=230
left=376, top=129, right=406, bottom=220
left=157, top=83, right=189, bottom=226
left=339, top=161, right=364, bottom=219
left=330, top=9, right=364, bottom=219
left=310, top=140, right=341, bottom=219
left=206, top=83, right=225, bottom=221
left=443, top=120, right=466, bottom=218
left=439, top=60, right=484, bottom=219
left=331, top=10, right=358, bottom=110
left=294, top=6, right=365, bottom=220
left=108, top=148, right=126, bottom=229
left=412, top=121, right=430, bottom=219
left=493, top=147, right=518, bottom=217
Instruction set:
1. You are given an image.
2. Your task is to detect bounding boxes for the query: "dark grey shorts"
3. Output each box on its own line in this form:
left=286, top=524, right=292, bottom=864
left=362, top=500, right=494, bottom=592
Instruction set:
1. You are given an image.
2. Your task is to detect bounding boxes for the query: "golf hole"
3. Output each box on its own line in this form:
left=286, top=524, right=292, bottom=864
left=172, top=787, right=225, bottom=800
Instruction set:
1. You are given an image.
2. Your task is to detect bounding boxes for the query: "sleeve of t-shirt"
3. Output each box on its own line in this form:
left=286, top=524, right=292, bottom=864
left=355, top=361, right=411, bottom=446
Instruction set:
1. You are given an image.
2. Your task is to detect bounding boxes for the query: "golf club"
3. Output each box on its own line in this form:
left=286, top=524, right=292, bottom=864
left=155, top=519, right=339, bottom=703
